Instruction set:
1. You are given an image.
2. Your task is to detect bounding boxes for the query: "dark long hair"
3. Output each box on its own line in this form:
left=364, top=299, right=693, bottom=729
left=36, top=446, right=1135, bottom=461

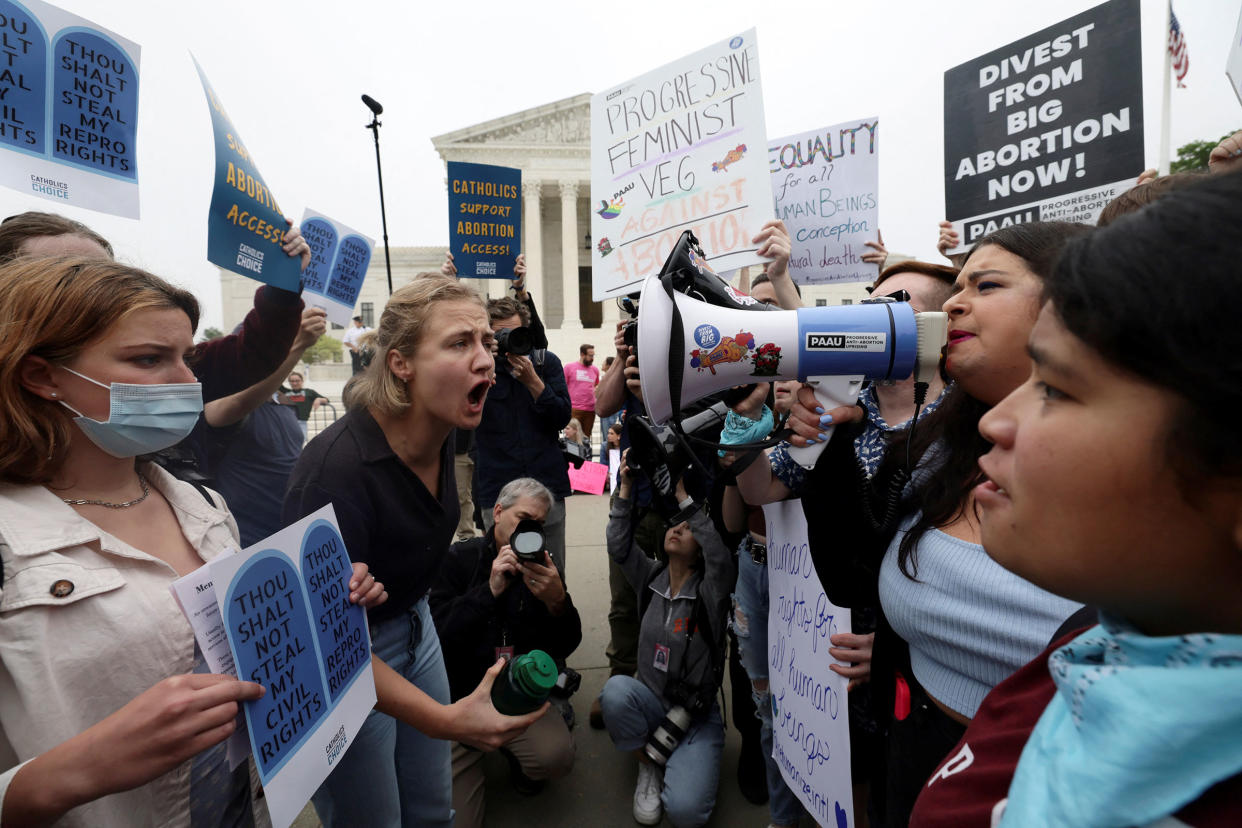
left=883, top=221, right=1091, bottom=577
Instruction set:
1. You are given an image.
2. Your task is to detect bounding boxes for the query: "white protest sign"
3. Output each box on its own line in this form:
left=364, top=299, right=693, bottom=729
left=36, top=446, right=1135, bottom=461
left=212, top=505, right=375, bottom=828
left=764, top=499, right=854, bottom=827
left=0, top=0, right=140, bottom=217
left=1228, top=5, right=1242, bottom=108
left=769, top=119, right=879, bottom=285
left=591, top=30, right=771, bottom=298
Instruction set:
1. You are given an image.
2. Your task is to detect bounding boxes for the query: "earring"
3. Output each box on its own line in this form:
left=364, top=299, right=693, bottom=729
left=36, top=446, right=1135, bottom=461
left=50, top=392, right=57, bottom=398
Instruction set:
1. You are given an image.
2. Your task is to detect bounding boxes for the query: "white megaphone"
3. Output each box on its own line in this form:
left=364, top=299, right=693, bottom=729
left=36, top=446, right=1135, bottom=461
left=637, top=271, right=948, bottom=467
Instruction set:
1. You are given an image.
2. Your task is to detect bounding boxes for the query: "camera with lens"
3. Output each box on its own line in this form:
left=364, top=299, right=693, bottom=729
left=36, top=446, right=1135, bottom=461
left=509, top=518, right=546, bottom=564
left=643, top=681, right=710, bottom=766
left=494, top=325, right=534, bottom=359
left=618, top=295, right=640, bottom=355
left=559, top=437, right=587, bottom=469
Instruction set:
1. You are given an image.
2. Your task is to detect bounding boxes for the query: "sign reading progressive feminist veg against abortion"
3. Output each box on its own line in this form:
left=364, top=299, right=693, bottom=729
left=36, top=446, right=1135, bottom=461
left=591, top=30, right=771, bottom=299
left=764, top=499, right=854, bottom=827
left=0, top=0, right=139, bottom=217
left=212, top=505, right=374, bottom=828
left=447, top=161, right=521, bottom=279
left=193, top=56, right=301, bottom=292
left=943, top=0, right=1144, bottom=253
left=299, top=209, right=375, bottom=327
left=769, top=119, right=879, bottom=285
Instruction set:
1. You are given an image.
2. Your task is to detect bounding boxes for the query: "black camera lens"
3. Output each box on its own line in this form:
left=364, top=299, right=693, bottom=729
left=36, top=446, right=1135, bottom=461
left=622, top=320, right=638, bottom=350
left=510, top=518, right=545, bottom=563
left=495, top=326, right=533, bottom=358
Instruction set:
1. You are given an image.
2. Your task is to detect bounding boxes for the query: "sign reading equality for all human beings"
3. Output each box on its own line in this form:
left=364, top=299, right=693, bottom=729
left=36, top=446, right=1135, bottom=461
left=211, top=505, right=375, bottom=828
left=193, top=57, right=301, bottom=292
left=0, top=0, right=140, bottom=217
left=943, top=0, right=1144, bottom=253
left=590, top=30, right=771, bottom=299
left=447, top=161, right=521, bottom=279
left=299, top=209, right=375, bottom=327
left=763, top=499, right=854, bottom=828
left=768, top=119, right=879, bottom=285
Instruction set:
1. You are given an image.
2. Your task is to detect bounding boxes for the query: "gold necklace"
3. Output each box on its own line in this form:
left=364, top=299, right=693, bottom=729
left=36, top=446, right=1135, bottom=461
left=60, top=473, right=151, bottom=509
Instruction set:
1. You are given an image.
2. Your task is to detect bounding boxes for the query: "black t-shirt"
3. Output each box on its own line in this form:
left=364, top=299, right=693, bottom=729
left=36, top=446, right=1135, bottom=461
left=283, top=408, right=459, bottom=622
left=281, top=387, right=324, bottom=421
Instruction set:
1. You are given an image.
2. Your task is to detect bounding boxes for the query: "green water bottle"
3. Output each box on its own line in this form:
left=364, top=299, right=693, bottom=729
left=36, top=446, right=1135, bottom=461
left=490, top=650, right=557, bottom=715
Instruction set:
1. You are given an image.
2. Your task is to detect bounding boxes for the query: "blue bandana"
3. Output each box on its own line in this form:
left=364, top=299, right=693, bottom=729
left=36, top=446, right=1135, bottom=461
left=853, top=383, right=947, bottom=478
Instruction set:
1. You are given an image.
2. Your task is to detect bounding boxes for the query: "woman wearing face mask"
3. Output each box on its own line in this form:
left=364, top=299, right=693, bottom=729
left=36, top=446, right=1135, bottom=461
left=0, top=257, right=383, bottom=827
left=911, top=169, right=1242, bottom=828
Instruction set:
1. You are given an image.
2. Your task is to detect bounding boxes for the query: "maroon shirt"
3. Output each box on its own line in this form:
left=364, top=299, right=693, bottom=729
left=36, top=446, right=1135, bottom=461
left=193, top=285, right=302, bottom=403
left=910, top=629, right=1242, bottom=828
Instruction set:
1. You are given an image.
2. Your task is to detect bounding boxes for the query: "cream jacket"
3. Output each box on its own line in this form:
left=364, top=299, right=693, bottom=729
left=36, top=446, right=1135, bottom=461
left=0, top=463, right=270, bottom=828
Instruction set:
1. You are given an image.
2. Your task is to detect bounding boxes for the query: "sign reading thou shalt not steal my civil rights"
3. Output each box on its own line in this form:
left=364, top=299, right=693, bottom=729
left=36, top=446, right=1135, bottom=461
left=590, top=30, right=771, bottom=299
left=0, top=0, right=140, bottom=217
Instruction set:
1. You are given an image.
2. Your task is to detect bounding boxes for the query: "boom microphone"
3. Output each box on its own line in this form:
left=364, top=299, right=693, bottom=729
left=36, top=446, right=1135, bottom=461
left=361, top=94, right=383, bottom=115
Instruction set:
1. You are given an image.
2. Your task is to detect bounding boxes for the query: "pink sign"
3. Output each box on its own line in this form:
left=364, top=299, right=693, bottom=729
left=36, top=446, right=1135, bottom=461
left=567, top=461, right=608, bottom=495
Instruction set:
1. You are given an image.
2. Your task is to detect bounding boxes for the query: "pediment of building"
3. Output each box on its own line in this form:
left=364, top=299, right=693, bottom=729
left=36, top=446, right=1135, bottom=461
left=432, top=93, right=591, bottom=151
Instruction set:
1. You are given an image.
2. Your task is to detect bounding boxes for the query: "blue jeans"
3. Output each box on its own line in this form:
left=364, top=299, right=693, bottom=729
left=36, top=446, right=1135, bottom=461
left=311, top=597, right=453, bottom=828
left=732, top=548, right=804, bottom=826
left=599, top=675, right=724, bottom=828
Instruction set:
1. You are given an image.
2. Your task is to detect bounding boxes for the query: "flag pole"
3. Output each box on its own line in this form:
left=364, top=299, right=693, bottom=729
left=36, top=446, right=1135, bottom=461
left=1159, top=0, right=1173, bottom=175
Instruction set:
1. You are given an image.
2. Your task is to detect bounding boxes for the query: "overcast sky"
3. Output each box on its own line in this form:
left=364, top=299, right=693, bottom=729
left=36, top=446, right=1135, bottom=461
left=6, top=0, right=1239, bottom=331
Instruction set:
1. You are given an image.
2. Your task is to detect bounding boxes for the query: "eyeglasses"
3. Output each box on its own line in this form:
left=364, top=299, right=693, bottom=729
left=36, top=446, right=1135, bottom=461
left=862, top=288, right=911, bottom=304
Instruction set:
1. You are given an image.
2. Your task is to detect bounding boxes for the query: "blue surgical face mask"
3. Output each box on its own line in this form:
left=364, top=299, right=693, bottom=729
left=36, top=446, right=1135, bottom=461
left=58, top=366, right=203, bottom=458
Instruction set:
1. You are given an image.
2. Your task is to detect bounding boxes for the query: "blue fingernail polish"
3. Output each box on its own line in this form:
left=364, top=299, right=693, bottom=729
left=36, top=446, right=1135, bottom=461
left=814, top=406, right=826, bottom=415
left=817, top=432, right=828, bottom=442
left=819, top=414, right=833, bottom=426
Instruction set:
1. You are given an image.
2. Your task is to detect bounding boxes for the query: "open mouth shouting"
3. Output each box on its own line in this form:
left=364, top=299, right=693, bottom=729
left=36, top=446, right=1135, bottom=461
left=466, top=379, right=490, bottom=415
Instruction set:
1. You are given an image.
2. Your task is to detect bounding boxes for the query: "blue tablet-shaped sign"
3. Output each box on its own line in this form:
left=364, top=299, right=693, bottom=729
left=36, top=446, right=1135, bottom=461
left=300, top=217, right=338, bottom=294
left=300, top=519, right=368, bottom=703
left=224, top=551, right=329, bottom=779
left=324, top=234, right=371, bottom=309
left=50, top=28, right=137, bottom=180
left=447, top=161, right=521, bottom=279
left=0, top=1, right=48, bottom=156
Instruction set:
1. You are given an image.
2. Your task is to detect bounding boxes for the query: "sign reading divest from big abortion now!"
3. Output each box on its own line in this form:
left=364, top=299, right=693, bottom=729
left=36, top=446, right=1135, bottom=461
left=447, top=161, right=521, bottom=279
left=943, top=0, right=1144, bottom=253
left=0, top=0, right=140, bottom=217
left=211, top=505, right=374, bottom=828
left=764, top=499, right=854, bottom=828
left=769, top=119, right=879, bottom=285
left=193, top=56, right=301, bottom=292
left=591, top=30, right=770, bottom=299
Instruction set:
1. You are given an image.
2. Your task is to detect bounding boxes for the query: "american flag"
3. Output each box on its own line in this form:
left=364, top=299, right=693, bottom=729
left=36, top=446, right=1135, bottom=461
left=1168, top=7, right=1189, bottom=88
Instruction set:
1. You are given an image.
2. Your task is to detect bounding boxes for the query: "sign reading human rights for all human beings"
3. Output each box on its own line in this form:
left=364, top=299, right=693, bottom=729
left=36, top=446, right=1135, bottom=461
left=447, top=161, right=521, bottom=279
left=193, top=57, right=301, bottom=292
left=943, top=0, right=1144, bottom=253
left=0, top=0, right=140, bottom=217
left=210, top=505, right=375, bottom=828
left=764, top=499, right=854, bottom=827
left=299, top=208, right=375, bottom=327
left=590, top=30, right=771, bottom=298
left=769, top=119, right=879, bottom=285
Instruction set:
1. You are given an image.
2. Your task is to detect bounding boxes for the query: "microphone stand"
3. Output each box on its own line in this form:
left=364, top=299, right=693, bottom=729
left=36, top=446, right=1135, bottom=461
left=364, top=108, right=393, bottom=295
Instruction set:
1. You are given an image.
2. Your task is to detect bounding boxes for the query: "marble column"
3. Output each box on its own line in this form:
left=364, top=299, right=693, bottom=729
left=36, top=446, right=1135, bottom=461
left=559, top=181, right=582, bottom=330
left=522, top=180, right=543, bottom=304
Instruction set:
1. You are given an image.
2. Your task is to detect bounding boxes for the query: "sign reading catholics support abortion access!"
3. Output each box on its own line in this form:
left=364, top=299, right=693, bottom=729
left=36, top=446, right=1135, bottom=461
left=769, top=119, right=879, bottom=285
left=211, top=505, right=375, bottom=828
left=0, top=0, right=140, bottom=217
left=591, top=30, right=771, bottom=299
left=193, top=56, right=301, bottom=292
left=763, top=499, right=854, bottom=828
left=447, top=161, right=521, bottom=279
left=299, top=208, right=375, bottom=327
left=943, top=0, right=1144, bottom=253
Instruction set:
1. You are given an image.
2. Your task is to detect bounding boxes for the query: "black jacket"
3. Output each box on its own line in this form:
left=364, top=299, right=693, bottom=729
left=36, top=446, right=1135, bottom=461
left=429, top=530, right=582, bottom=702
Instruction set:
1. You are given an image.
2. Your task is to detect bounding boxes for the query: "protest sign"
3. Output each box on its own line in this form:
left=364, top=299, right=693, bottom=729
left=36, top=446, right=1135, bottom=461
left=1228, top=5, right=1242, bottom=108
left=300, top=209, right=375, bottom=327
left=0, top=0, right=139, bottom=217
left=591, top=30, right=771, bottom=298
left=943, top=0, right=1143, bottom=252
left=768, top=119, right=879, bottom=284
left=193, top=57, right=301, bottom=291
left=567, top=459, right=607, bottom=495
left=447, top=161, right=521, bottom=279
left=212, top=505, right=374, bottom=828
left=763, top=499, right=853, bottom=827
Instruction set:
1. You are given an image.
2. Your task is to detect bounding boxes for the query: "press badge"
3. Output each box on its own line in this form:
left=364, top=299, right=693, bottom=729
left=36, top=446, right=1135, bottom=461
left=495, top=646, right=515, bottom=662
left=653, top=643, right=670, bottom=672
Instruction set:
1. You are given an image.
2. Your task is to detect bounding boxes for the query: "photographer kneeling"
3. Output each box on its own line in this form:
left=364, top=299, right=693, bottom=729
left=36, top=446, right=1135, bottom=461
left=602, top=452, right=735, bottom=827
left=430, top=477, right=580, bottom=828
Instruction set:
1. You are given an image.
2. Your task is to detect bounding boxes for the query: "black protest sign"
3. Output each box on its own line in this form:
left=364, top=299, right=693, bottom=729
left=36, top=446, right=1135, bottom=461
left=943, top=0, right=1143, bottom=246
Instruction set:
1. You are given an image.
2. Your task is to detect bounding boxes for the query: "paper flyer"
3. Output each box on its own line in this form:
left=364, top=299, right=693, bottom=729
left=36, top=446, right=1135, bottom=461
left=299, top=209, right=375, bottom=327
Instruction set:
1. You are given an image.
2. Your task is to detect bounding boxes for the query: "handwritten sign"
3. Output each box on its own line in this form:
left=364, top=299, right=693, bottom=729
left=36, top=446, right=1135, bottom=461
left=447, top=161, right=521, bottom=279
left=943, top=0, right=1143, bottom=252
left=0, top=0, right=140, bottom=216
left=590, top=30, right=771, bottom=298
left=763, top=499, right=853, bottom=827
left=300, top=209, right=375, bottom=327
left=769, top=119, right=879, bottom=285
left=212, top=505, right=374, bottom=828
left=1228, top=5, right=1242, bottom=108
left=193, top=56, right=301, bottom=291
left=567, top=459, right=608, bottom=495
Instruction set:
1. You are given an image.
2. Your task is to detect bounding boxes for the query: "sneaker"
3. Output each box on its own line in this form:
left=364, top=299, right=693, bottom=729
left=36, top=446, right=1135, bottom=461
left=633, top=761, right=663, bottom=826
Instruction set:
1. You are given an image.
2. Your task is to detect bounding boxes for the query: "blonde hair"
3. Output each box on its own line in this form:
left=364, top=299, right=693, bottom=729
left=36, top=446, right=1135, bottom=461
left=0, top=256, right=200, bottom=484
left=348, top=274, right=485, bottom=416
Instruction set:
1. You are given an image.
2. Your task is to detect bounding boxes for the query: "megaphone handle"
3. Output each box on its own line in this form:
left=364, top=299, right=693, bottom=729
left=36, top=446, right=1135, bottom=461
left=785, top=375, right=865, bottom=469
